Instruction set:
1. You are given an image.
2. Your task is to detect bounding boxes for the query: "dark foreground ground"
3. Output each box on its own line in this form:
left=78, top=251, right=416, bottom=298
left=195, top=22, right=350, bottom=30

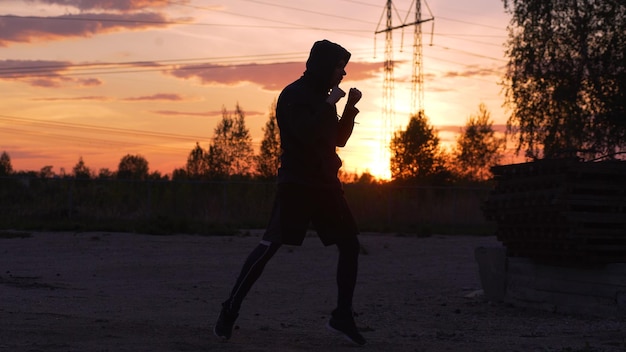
left=1, top=231, right=624, bottom=352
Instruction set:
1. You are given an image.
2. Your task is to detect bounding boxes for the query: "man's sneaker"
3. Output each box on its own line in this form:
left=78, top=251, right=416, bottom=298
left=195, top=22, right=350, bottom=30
left=326, top=310, right=366, bottom=346
left=213, top=304, right=239, bottom=340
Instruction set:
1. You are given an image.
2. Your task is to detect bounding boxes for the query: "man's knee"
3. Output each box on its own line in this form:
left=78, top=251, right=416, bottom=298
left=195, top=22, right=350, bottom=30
left=259, top=240, right=281, bottom=253
left=337, top=235, right=360, bottom=256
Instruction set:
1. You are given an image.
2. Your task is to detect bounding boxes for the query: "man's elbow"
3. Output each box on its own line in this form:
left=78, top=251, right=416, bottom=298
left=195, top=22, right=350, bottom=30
left=336, top=139, right=348, bottom=147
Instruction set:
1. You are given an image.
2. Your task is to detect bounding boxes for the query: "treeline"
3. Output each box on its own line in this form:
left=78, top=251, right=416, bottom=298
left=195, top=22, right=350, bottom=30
left=0, top=102, right=501, bottom=235
left=0, top=103, right=281, bottom=182
left=0, top=102, right=505, bottom=185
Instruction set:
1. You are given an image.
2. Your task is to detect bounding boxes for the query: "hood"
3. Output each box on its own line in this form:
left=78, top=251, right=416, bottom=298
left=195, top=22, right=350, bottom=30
left=303, top=39, right=351, bottom=92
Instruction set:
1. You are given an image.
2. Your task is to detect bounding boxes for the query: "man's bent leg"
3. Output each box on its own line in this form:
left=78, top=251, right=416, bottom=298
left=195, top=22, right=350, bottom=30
left=336, top=235, right=359, bottom=313
left=214, top=240, right=281, bottom=340
left=327, top=235, right=366, bottom=345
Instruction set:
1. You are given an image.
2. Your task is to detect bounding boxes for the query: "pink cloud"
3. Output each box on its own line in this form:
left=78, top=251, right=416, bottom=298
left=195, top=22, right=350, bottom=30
left=167, top=61, right=382, bottom=91
left=344, top=61, right=384, bottom=81
left=78, top=78, right=102, bottom=86
left=31, top=93, right=187, bottom=102
left=0, top=12, right=181, bottom=46
left=28, top=0, right=186, bottom=12
left=0, top=59, right=102, bottom=87
left=0, top=59, right=70, bottom=77
left=27, top=76, right=70, bottom=88
left=442, top=65, right=504, bottom=79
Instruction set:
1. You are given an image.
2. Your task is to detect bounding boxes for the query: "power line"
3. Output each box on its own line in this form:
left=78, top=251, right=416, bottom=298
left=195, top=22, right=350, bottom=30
left=0, top=46, right=506, bottom=97
left=0, top=114, right=208, bottom=142
left=435, top=33, right=506, bottom=48
left=434, top=32, right=506, bottom=39
left=0, top=14, right=189, bottom=26
left=2, top=2, right=508, bottom=35
left=0, top=48, right=380, bottom=78
left=0, top=51, right=306, bottom=72
left=0, top=39, right=501, bottom=76
left=2, top=10, right=507, bottom=32
left=338, top=0, right=380, bottom=8
left=428, top=43, right=507, bottom=62
left=0, top=55, right=306, bottom=78
left=241, top=0, right=378, bottom=25
left=0, top=113, right=273, bottom=149
left=436, top=15, right=506, bottom=31
left=0, top=126, right=181, bottom=152
left=0, top=14, right=371, bottom=33
left=4, top=1, right=506, bottom=44
left=0, top=42, right=503, bottom=79
left=1, top=7, right=510, bottom=57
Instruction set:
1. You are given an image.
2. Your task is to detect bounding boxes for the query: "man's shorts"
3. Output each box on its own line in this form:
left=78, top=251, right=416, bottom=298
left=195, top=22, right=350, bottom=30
left=262, top=183, right=359, bottom=246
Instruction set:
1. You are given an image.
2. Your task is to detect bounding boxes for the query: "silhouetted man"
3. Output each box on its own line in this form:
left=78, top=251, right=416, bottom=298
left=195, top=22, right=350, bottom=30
left=213, top=39, right=365, bottom=346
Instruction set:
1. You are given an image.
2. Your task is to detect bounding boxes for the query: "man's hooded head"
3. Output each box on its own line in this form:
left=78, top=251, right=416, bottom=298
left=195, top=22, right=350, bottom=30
left=304, top=40, right=351, bottom=91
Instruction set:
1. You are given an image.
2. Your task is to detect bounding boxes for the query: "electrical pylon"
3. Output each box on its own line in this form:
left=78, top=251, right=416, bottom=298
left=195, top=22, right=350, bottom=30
left=378, top=0, right=394, bottom=177
left=375, top=0, right=434, bottom=176
left=411, top=0, right=424, bottom=117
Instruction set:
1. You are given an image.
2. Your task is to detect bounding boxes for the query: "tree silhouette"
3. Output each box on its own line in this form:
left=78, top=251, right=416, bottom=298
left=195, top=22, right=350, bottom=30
left=171, top=167, right=187, bottom=180
left=40, top=165, right=54, bottom=178
left=186, top=142, right=209, bottom=179
left=504, top=0, right=626, bottom=160
left=390, top=112, right=446, bottom=181
left=207, top=104, right=254, bottom=178
left=117, top=154, right=149, bottom=180
left=453, top=104, right=505, bottom=181
left=72, top=156, right=92, bottom=179
left=98, top=168, right=113, bottom=179
left=0, top=151, right=12, bottom=176
left=255, top=100, right=281, bottom=179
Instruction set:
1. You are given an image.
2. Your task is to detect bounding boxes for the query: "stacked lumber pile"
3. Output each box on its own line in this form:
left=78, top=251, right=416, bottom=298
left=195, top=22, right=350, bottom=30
left=483, top=159, right=626, bottom=265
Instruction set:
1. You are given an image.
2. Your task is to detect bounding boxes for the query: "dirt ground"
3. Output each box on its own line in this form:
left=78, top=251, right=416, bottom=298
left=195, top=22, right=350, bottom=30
left=1, top=231, right=624, bottom=352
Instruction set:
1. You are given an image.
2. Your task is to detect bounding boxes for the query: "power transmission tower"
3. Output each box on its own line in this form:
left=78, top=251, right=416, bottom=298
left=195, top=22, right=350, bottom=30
left=375, top=0, right=395, bottom=178
left=375, top=0, right=434, bottom=176
left=411, top=0, right=428, bottom=116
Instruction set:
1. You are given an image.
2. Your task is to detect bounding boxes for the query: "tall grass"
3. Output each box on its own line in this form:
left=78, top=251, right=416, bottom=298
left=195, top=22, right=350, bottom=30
left=0, top=177, right=493, bottom=236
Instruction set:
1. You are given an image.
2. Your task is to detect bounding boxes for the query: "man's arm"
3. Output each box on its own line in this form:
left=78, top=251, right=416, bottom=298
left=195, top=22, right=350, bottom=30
left=337, top=88, right=362, bottom=147
left=284, top=100, right=336, bottom=148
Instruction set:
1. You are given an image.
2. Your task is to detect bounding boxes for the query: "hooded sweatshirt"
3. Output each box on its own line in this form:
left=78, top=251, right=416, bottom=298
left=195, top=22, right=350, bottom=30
left=276, top=40, right=359, bottom=189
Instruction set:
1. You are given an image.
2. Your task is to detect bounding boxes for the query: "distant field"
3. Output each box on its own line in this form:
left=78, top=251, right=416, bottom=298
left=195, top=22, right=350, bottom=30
left=0, top=178, right=493, bottom=235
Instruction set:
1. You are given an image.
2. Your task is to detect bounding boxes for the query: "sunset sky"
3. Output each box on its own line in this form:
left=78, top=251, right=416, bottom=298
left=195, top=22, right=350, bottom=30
left=1, top=0, right=513, bottom=179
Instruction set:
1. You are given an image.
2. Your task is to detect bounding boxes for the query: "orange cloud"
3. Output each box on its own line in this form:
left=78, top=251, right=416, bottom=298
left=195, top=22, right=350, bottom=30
left=167, top=61, right=382, bottom=91
left=31, top=95, right=110, bottom=101
left=152, top=109, right=265, bottom=118
left=124, top=93, right=185, bottom=101
left=0, top=12, right=180, bottom=46
left=437, top=124, right=507, bottom=133
left=151, top=110, right=228, bottom=117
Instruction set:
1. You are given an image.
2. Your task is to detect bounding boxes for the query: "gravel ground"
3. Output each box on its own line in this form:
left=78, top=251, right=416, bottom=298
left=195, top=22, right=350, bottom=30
left=1, top=231, right=624, bottom=352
